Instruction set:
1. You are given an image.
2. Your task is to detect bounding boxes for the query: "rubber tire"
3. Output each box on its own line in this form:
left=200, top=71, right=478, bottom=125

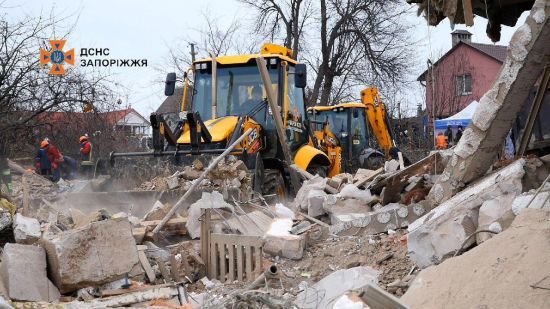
left=364, top=155, right=385, bottom=170
left=262, top=169, right=286, bottom=200
left=307, top=166, right=327, bottom=178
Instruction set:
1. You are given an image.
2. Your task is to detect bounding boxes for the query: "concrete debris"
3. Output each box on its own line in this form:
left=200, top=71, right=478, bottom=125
left=407, top=159, right=526, bottom=268
left=402, top=209, right=550, bottom=308
left=384, top=160, right=400, bottom=173
left=295, top=266, right=380, bottom=309
left=511, top=190, right=550, bottom=215
left=13, top=213, right=41, bottom=244
left=427, top=1, right=550, bottom=205
left=275, top=203, right=295, bottom=219
left=306, top=189, right=327, bottom=217
left=477, top=194, right=516, bottom=243
left=42, top=219, right=139, bottom=293
left=295, top=176, right=327, bottom=210
left=264, top=218, right=305, bottom=259
left=186, top=191, right=234, bottom=239
left=0, top=243, right=60, bottom=302
left=143, top=200, right=171, bottom=221
left=338, top=184, right=374, bottom=203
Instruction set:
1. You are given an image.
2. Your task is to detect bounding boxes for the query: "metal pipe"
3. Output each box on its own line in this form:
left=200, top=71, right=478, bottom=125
left=247, top=264, right=279, bottom=290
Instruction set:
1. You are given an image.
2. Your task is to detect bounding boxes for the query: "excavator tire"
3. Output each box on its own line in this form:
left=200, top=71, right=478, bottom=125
left=262, top=169, right=286, bottom=201
left=364, top=154, right=385, bottom=170
left=307, top=166, right=327, bottom=178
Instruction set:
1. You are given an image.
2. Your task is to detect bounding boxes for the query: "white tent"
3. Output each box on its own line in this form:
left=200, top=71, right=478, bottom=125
left=435, top=100, right=479, bottom=129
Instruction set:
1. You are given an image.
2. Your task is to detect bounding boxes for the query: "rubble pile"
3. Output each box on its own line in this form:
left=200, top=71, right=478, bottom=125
left=0, top=145, right=549, bottom=308
left=138, top=157, right=253, bottom=201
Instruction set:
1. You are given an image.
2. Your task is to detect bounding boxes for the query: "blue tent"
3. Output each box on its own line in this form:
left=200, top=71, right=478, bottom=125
left=435, top=100, right=479, bottom=130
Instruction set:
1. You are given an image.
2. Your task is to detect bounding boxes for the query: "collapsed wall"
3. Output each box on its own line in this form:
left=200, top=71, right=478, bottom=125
left=428, top=0, right=549, bottom=205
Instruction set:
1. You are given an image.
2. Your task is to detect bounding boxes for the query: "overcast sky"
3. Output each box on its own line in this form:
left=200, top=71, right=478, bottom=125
left=7, top=0, right=528, bottom=117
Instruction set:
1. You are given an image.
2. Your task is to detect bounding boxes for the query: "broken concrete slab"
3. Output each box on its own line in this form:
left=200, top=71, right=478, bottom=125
left=329, top=203, right=427, bottom=235
left=263, top=218, right=305, bottom=260
left=295, top=176, right=327, bottom=210
left=511, top=190, right=550, bottom=215
left=306, top=189, right=327, bottom=217
left=295, top=266, right=380, bottom=309
left=143, top=200, right=172, bottom=221
left=263, top=234, right=305, bottom=260
left=0, top=243, right=60, bottom=302
left=408, top=159, right=525, bottom=268
left=186, top=191, right=233, bottom=239
left=477, top=194, right=516, bottom=243
left=402, top=209, right=550, bottom=309
left=165, top=175, right=179, bottom=190
left=42, top=219, right=139, bottom=293
left=427, top=1, right=550, bottom=205
left=13, top=213, right=41, bottom=244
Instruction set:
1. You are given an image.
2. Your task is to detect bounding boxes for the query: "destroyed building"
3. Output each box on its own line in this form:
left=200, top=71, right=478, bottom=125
left=0, top=0, right=548, bottom=308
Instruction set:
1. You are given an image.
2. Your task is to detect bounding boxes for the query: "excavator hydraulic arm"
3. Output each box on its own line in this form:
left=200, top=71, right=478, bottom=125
left=360, top=87, right=396, bottom=157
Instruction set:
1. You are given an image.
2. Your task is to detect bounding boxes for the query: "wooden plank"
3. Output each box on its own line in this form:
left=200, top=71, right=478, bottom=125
left=360, top=283, right=409, bottom=309
left=254, top=247, right=262, bottom=278
left=210, top=242, right=218, bottom=280
left=462, top=0, right=474, bottom=26
left=237, top=245, right=244, bottom=281
left=256, top=56, right=302, bottom=192
left=138, top=250, right=156, bottom=283
left=354, top=167, right=383, bottom=188
left=219, top=242, right=226, bottom=282
left=138, top=251, right=156, bottom=283
left=140, top=217, right=187, bottom=227
left=518, top=66, right=550, bottom=155
left=169, top=255, right=182, bottom=282
left=398, top=152, right=405, bottom=170
left=227, top=244, right=235, bottom=282
left=245, top=245, right=253, bottom=282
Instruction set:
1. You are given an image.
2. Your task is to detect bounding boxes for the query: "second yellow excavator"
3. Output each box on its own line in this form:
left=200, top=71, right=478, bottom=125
left=308, top=87, right=404, bottom=176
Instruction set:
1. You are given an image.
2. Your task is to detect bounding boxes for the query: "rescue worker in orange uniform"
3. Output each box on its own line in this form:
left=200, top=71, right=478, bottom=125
left=79, top=136, right=92, bottom=162
left=436, top=131, right=448, bottom=149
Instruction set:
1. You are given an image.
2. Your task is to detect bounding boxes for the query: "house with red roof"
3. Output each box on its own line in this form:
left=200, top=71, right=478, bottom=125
left=418, top=30, right=507, bottom=119
left=37, top=108, right=151, bottom=137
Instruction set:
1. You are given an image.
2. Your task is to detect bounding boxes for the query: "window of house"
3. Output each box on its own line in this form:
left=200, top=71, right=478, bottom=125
left=455, top=74, right=472, bottom=96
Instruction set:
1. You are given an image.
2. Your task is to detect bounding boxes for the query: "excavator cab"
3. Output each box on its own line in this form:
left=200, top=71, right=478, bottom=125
left=111, top=44, right=330, bottom=196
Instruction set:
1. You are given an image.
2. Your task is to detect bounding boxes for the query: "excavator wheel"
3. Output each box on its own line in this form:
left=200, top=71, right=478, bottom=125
left=307, top=166, right=327, bottom=178
left=262, top=169, right=286, bottom=201
left=364, top=154, right=385, bottom=170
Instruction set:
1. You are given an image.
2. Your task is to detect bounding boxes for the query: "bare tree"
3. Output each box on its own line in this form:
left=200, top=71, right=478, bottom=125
left=164, top=11, right=261, bottom=76
left=239, top=0, right=314, bottom=57
left=242, top=0, right=414, bottom=106
left=0, top=10, right=122, bottom=158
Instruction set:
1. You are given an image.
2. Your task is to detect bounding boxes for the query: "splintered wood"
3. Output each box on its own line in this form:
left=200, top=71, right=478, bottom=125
left=209, top=233, right=263, bottom=283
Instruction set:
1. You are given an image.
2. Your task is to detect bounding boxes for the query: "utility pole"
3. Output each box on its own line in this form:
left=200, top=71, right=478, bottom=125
left=189, top=43, right=197, bottom=63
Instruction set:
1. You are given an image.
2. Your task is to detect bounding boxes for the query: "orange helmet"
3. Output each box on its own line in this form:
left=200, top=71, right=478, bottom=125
left=79, top=136, right=88, bottom=143
left=40, top=140, right=49, bottom=148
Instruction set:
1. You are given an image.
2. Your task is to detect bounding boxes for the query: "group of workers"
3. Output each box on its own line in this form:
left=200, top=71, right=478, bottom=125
left=436, top=125, right=464, bottom=149
left=35, top=136, right=93, bottom=182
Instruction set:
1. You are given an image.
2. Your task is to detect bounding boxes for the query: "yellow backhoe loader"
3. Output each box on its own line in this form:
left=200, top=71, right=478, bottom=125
left=111, top=44, right=330, bottom=196
left=308, top=87, right=405, bottom=176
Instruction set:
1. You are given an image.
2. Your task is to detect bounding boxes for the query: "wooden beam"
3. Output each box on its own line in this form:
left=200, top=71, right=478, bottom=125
left=518, top=66, right=550, bottom=156
left=256, top=56, right=302, bottom=193
left=462, top=0, right=474, bottom=26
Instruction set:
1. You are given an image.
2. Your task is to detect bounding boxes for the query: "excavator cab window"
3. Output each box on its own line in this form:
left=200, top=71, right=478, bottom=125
left=350, top=107, right=369, bottom=157
left=191, top=63, right=278, bottom=123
